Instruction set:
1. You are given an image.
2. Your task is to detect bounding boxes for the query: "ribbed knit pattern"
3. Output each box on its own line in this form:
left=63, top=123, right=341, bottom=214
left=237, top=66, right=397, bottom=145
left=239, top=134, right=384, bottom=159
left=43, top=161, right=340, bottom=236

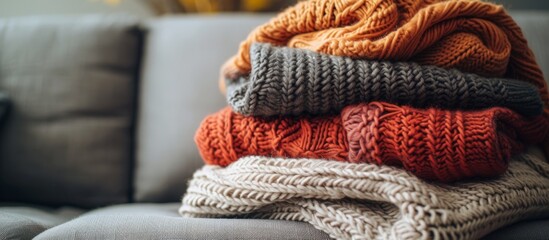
left=343, top=102, right=546, bottom=181
left=227, top=43, right=543, bottom=117
left=195, top=102, right=548, bottom=182
left=220, top=0, right=549, bottom=116
left=180, top=147, right=549, bottom=240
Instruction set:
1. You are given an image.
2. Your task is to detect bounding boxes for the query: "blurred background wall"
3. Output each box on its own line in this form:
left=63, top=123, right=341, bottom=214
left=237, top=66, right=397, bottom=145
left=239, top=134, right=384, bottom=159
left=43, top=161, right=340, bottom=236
left=0, top=0, right=154, bottom=18
left=0, top=0, right=547, bottom=18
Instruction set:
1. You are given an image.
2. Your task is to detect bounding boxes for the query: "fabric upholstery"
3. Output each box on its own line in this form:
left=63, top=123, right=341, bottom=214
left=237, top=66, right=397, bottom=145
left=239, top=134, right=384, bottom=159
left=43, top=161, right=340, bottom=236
left=484, top=219, right=549, bottom=240
left=34, top=203, right=331, bottom=240
left=28, top=204, right=549, bottom=240
left=512, top=12, right=549, bottom=82
left=0, top=16, right=141, bottom=207
left=134, top=15, right=271, bottom=202
left=0, top=204, right=83, bottom=240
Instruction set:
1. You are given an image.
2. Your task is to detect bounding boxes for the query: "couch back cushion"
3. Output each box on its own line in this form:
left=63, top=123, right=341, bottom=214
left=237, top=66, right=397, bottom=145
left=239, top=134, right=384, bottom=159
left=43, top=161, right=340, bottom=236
left=0, top=16, right=141, bottom=208
left=135, top=15, right=271, bottom=202
left=512, top=12, right=549, bottom=80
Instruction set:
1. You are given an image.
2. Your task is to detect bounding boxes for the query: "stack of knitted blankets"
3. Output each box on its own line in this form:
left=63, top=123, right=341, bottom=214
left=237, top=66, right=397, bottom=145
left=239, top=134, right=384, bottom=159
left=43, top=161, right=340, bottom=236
left=180, top=0, right=549, bottom=239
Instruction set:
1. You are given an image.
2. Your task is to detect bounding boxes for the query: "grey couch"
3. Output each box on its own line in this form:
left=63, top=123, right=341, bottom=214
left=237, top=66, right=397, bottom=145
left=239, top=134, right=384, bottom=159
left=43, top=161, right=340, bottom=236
left=0, top=12, right=548, bottom=240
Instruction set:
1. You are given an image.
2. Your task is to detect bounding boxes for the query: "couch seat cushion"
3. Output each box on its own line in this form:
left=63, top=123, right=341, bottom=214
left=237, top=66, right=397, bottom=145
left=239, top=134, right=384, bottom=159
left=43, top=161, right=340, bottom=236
left=0, top=204, right=83, bottom=240
left=34, top=203, right=331, bottom=240
left=32, top=203, right=549, bottom=240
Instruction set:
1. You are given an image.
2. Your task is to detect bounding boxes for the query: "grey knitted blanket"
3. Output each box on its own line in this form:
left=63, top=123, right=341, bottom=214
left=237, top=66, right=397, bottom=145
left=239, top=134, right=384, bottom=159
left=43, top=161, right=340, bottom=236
left=181, top=147, right=549, bottom=240
left=226, top=43, right=543, bottom=117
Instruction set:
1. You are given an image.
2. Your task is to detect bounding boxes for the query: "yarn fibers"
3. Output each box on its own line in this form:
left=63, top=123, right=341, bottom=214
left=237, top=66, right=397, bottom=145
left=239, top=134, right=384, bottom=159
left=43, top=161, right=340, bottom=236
left=226, top=43, right=543, bottom=117
left=221, top=0, right=548, bottom=113
left=195, top=102, right=548, bottom=182
left=181, top=147, right=549, bottom=240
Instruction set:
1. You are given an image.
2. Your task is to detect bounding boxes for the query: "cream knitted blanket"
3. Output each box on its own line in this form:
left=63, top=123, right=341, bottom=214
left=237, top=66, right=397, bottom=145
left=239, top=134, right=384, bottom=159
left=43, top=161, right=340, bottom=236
left=180, top=147, right=549, bottom=240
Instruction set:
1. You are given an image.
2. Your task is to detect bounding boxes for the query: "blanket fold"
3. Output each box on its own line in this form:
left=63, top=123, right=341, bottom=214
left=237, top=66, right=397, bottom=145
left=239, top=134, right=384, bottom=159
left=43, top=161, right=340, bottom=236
left=180, top=147, right=549, bottom=240
left=220, top=0, right=549, bottom=120
left=227, top=43, right=543, bottom=117
left=195, top=102, right=548, bottom=182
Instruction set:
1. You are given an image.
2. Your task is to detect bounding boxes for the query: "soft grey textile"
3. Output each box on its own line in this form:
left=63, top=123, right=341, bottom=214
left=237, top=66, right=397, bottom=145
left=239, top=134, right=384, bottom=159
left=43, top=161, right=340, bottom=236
left=0, top=204, right=83, bottom=240
left=227, top=43, right=542, bottom=117
left=512, top=12, right=549, bottom=82
left=483, top=219, right=549, bottom=240
left=0, top=15, right=141, bottom=207
left=34, top=203, right=331, bottom=240
left=134, top=15, right=271, bottom=202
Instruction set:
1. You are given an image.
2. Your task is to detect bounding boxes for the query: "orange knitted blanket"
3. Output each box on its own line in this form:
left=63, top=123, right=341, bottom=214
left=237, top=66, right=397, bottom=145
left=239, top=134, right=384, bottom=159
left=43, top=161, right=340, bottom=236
left=220, top=0, right=549, bottom=115
left=195, top=102, right=548, bottom=182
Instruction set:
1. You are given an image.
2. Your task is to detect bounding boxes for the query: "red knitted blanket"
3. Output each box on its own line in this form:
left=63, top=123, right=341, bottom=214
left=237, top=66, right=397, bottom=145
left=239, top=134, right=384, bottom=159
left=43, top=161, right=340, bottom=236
left=196, top=102, right=548, bottom=182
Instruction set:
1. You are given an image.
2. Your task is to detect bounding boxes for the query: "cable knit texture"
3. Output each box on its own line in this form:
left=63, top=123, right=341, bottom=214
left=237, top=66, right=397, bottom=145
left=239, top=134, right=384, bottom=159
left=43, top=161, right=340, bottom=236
left=180, top=147, right=549, bottom=240
left=220, top=0, right=549, bottom=116
left=195, top=102, right=548, bottom=182
left=227, top=43, right=543, bottom=117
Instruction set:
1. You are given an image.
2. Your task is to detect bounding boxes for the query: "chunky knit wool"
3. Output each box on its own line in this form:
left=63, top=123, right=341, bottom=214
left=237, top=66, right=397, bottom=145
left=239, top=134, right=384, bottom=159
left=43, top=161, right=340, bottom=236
left=220, top=0, right=549, bottom=118
left=227, top=43, right=543, bottom=117
left=195, top=102, right=548, bottom=182
left=180, top=147, right=549, bottom=240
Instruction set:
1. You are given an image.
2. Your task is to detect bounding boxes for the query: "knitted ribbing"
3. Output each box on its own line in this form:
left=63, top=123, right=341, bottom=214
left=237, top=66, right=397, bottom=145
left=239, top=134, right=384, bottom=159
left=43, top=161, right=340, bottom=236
left=220, top=0, right=549, bottom=116
left=227, top=43, right=543, bottom=117
left=195, top=103, right=548, bottom=182
left=180, top=147, right=549, bottom=240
